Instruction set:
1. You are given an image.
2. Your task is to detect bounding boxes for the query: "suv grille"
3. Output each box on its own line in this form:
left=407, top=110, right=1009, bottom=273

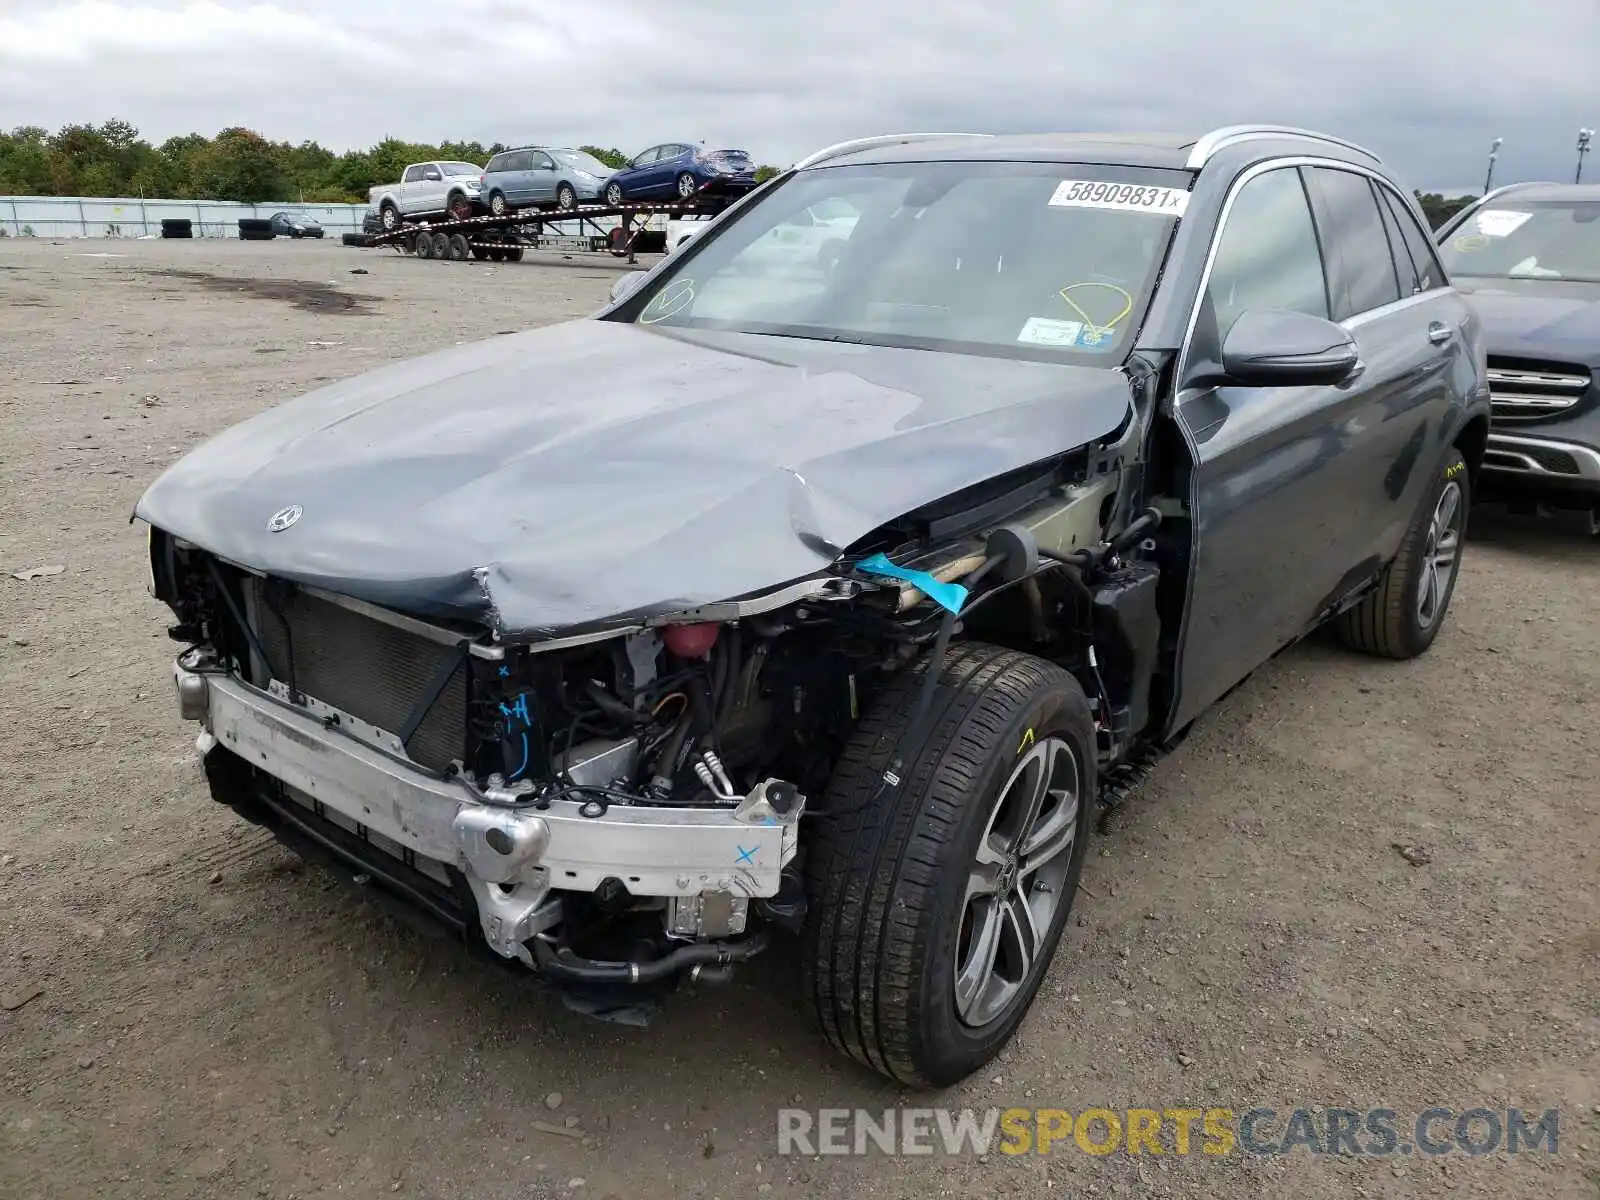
left=1486, top=358, right=1591, bottom=423
left=251, top=582, right=469, bottom=773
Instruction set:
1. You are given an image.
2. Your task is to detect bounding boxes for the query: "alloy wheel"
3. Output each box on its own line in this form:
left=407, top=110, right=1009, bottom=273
left=953, top=736, right=1081, bottom=1028
left=1417, top=480, right=1463, bottom=629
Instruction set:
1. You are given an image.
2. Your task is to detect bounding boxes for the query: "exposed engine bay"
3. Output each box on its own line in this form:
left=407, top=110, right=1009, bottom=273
left=154, top=457, right=1177, bottom=1007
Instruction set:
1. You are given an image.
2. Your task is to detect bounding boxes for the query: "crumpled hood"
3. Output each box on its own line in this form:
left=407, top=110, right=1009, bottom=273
left=134, top=319, right=1131, bottom=637
left=1452, top=278, right=1600, bottom=366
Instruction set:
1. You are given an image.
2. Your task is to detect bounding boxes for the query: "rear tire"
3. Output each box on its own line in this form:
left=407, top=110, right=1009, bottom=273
left=803, top=642, right=1095, bottom=1088
left=415, top=230, right=435, bottom=259
left=676, top=172, right=698, bottom=199
left=503, top=245, right=524, bottom=263
left=431, top=232, right=452, bottom=259
left=1338, top=448, right=1469, bottom=659
left=605, top=181, right=624, bottom=207
left=379, top=203, right=400, bottom=231
left=447, top=232, right=471, bottom=261
left=488, top=191, right=511, bottom=217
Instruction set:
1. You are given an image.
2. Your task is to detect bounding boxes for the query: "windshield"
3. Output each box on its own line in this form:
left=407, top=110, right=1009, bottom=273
left=1439, top=201, right=1600, bottom=283
left=625, top=161, right=1186, bottom=363
left=442, top=162, right=481, bottom=177
left=552, top=150, right=613, bottom=176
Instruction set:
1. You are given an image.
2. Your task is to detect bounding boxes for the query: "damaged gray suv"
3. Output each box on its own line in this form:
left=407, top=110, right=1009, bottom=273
left=137, top=126, right=1489, bottom=1087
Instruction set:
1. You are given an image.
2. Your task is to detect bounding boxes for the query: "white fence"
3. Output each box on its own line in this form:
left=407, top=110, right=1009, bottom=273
left=0, top=196, right=370, bottom=239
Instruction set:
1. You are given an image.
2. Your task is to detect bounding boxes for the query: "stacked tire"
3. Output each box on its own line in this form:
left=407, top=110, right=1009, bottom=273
left=160, top=218, right=193, bottom=239
left=238, top=218, right=275, bottom=242
left=340, top=232, right=367, bottom=247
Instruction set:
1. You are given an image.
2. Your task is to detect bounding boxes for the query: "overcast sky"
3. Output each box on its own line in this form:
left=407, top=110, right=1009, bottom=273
left=2, top=0, right=1596, bottom=194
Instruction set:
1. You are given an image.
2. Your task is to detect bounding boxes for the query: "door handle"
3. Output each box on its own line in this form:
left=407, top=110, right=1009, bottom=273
left=1427, top=321, right=1454, bottom=345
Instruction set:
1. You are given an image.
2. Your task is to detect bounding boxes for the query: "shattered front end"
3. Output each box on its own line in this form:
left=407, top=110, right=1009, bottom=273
left=148, top=531, right=870, bottom=1009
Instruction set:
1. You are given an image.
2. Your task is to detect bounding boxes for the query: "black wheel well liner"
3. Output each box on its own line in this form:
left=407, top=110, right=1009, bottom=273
left=1454, top=412, right=1490, bottom=489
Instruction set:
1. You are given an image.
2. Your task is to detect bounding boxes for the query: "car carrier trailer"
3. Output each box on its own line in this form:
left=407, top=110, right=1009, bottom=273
left=359, top=182, right=754, bottom=265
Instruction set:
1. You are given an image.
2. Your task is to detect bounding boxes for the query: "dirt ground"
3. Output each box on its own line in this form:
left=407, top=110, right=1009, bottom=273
left=1, top=238, right=1596, bottom=1200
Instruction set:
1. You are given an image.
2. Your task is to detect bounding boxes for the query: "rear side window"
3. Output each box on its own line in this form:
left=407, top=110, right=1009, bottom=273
left=1307, top=167, right=1402, bottom=318
left=1380, top=188, right=1446, bottom=291
left=486, top=153, right=507, bottom=172
left=1205, top=166, right=1329, bottom=340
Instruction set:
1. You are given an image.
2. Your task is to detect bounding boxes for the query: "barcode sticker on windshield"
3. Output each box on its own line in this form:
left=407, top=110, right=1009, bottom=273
left=1474, top=210, right=1532, bottom=237
left=1049, top=180, right=1189, bottom=216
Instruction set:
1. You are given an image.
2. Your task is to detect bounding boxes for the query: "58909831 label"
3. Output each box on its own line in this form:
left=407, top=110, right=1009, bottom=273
left=1048, top=180, right=1190, bottom=216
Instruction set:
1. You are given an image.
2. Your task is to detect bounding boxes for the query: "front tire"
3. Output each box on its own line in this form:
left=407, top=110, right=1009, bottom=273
left=804, top=642, right=1095, bottom=1088
left=1338, top=448, right=1469, bottom=659
left=555, top=183, right=577, bottom=211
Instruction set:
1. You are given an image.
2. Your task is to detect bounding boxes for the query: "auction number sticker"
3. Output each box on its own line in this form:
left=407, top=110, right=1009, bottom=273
left=1049, top=180, right=1189, bottom=216
left=1473, top=209, right=1532, bottom=237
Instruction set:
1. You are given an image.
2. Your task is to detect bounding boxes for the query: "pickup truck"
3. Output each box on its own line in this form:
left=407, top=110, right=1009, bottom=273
left=368, top=161, right=485, bottom=230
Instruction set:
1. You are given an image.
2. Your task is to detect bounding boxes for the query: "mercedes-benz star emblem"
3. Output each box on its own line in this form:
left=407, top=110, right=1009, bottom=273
left=267, top=504, right=303, bottom=532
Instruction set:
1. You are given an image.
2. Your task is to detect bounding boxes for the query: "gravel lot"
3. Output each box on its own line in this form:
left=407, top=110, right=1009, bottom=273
left=1, top=238, right=1596, bottom=1200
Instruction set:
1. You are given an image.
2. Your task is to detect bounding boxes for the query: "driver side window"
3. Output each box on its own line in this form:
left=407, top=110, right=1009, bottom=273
left=1204, top=167, right=1329, bottom=342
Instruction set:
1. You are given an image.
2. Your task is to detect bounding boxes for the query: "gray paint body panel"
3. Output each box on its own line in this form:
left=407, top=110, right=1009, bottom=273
left=134, top=319, right=1132, bottom=638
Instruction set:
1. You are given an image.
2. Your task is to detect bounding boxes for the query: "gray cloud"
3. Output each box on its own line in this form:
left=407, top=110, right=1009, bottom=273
left=2, top=0, right=1596, bottom=192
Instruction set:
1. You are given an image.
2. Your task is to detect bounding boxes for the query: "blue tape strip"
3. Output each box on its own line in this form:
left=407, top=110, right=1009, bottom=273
left=854, top=552, right=969, bottom=615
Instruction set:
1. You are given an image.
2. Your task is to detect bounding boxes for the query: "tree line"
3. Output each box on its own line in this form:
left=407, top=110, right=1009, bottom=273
left=1, top=120, right=1473, bottom=225
left=0, top=120, right=780, bottom=205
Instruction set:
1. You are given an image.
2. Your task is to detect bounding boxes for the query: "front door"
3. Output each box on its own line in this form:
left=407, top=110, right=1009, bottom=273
left=525, top=150, right=559, bottom=204
left=409, top=163, right=447, bottom=214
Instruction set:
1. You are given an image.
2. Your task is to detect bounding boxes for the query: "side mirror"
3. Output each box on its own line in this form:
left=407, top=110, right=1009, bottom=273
left=1216, top=309, right=1361, bottom=388
left=609, top=271, right=647, bottom=303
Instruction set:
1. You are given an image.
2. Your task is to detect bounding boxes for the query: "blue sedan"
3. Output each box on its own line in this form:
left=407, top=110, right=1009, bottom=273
left=602, top=143, right=758, bottom=205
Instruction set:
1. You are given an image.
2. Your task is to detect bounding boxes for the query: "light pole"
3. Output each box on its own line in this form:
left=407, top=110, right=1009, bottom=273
left=1483, top=137, right=1502, bottom=195
left=1578, top=129, right=1594, bottom=184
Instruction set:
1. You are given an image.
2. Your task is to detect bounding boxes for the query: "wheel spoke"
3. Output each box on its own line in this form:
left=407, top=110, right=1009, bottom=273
left=1437, top=485, right=1460, bottom=534
left=998, top=892, right=1039, bottom=983
left=1009, top=750, right=1053, bottom=853
left=954, top=898, right=1004, bottom=1023
left=1020, top=794, right=1078, bottom=876
left=964, top=858, right=1002, bottom=906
